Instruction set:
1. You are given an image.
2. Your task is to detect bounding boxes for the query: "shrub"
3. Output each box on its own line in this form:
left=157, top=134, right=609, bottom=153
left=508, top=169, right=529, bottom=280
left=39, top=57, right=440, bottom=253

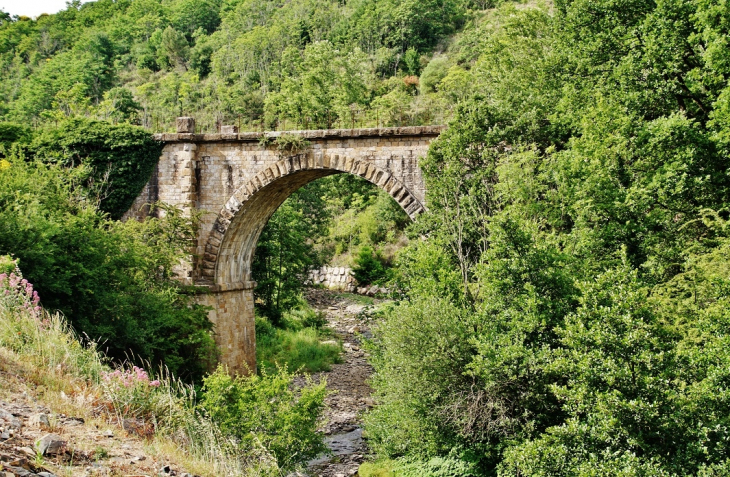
left=0, top=122, right=31, bottom=157
left=275, top=134, right=310, bottom=154
left=397, top=455, right=479, bottom=477
left=199, top=365, right=328, bottom=471
left=353, top=245, right=386, bottom=284
left=0, top=255, right=16, bottom=275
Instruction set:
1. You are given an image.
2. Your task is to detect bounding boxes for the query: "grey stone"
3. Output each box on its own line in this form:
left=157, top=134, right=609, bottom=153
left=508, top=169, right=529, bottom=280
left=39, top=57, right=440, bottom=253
left=35, top=433, right=66, bottom=455
left=28, top=413, right=50, bottom=428
left=0, top=409, right=22, bottom=430
left=176, top=117, right=195, bottom=133
left=4, top=466, right=32, bottom=477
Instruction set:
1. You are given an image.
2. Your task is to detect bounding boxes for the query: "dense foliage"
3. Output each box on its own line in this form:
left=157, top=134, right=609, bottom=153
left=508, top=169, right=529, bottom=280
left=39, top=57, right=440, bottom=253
left=200, top=365, right=328, bottom=470
left=24, top=117, right=162, bottom=219
left=363, top=0, right=730, bottom=474
left=0, top=0, right=477, bottom=131
left=0, top=157, right=216, bottom=381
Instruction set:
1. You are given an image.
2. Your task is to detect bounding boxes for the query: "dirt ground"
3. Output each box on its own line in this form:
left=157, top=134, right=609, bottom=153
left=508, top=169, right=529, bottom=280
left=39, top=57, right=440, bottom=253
left=0, top=358, right=194, bottom=477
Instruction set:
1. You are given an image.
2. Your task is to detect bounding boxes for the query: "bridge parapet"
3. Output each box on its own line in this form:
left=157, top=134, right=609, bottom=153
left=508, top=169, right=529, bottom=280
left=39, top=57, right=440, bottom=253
left=153, top=125, right=445, bottom=143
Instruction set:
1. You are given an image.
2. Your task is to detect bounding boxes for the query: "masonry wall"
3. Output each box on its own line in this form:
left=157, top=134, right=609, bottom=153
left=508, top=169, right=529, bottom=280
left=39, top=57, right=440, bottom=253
left=308, top=266, right=356, bottom=292
left=195, top=287, right=256, bottom=375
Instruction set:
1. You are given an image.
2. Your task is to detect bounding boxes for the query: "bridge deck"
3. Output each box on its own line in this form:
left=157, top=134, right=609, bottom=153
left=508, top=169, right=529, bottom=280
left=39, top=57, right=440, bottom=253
left=154, top=125, right=446, bottom=143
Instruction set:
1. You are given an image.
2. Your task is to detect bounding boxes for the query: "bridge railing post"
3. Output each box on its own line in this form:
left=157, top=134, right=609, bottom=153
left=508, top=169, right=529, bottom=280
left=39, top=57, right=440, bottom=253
left=176, top=117, right=195, bottom=134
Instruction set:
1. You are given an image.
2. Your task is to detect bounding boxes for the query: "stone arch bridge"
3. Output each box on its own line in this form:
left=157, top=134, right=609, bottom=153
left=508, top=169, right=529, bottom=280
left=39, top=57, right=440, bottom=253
left=125, top=118, right=444, bottom=374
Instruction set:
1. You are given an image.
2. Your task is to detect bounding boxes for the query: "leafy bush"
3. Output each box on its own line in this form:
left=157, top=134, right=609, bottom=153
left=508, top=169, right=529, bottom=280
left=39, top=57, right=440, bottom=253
left=353, top=245, right=386, bottom=285
left=364, top=296, right=475, bottom=459
left=25, top=118, right=162, bottom=219
left=0, top=122, right=31, bottom=157
left=253, top=194, right=323, bottom=324
left=397, top=455, right=479, bottom=477
left=199, top=365, right=328, bottom=471
left=0, top=255, right=15, bottom=275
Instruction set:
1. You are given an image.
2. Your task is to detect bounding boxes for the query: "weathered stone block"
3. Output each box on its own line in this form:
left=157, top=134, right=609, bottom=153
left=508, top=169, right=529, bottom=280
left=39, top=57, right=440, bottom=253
left=176, top=117, right=196, bottom=133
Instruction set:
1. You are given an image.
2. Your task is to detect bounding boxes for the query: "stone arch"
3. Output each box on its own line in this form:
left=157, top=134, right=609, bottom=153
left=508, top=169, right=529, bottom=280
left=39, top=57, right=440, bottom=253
left=199, top=153, right=425, bottom=288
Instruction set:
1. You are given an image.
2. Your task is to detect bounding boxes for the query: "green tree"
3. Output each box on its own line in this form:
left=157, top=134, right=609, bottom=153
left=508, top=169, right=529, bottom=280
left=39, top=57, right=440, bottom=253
left=159, top=26, right=190, bottom=69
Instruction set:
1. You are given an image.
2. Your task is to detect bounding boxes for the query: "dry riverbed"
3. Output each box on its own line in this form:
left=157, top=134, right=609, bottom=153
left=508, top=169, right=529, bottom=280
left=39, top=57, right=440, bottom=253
left=295, top=288, right=382, bottom=477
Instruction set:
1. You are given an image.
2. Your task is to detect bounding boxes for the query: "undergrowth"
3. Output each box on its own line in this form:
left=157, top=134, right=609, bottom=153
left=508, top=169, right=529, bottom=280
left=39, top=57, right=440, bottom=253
left=0, top=257, right=327, bottom=476
left=256, top=303, right=342, bottom=374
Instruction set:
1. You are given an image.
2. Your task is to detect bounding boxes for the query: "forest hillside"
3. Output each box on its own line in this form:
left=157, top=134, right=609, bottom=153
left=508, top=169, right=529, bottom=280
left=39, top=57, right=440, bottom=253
left=3, top=0, right=730, bottom=475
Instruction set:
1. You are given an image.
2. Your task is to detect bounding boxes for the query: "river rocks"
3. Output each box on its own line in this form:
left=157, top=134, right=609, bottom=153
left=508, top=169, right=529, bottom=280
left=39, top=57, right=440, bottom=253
left=355, top=285, right=389, bottom=296
left=299, top=288, right=378, bottom=477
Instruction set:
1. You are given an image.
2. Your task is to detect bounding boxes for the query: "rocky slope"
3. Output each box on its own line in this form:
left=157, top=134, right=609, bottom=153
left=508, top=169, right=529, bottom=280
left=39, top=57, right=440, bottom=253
left=0, top=353, right=195, bottom=477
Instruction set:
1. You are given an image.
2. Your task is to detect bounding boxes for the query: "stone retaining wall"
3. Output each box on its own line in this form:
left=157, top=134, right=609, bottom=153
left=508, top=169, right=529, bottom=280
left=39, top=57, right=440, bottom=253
left=307, top=266, right=390, bottom=296
left=308, top=266, right=356, bottom=292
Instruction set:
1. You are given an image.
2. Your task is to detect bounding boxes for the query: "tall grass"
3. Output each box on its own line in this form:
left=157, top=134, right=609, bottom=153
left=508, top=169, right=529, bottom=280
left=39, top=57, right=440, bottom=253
left=256, top=305, right=342, bottom=374
left=0, top=261, right=284, bottom=476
